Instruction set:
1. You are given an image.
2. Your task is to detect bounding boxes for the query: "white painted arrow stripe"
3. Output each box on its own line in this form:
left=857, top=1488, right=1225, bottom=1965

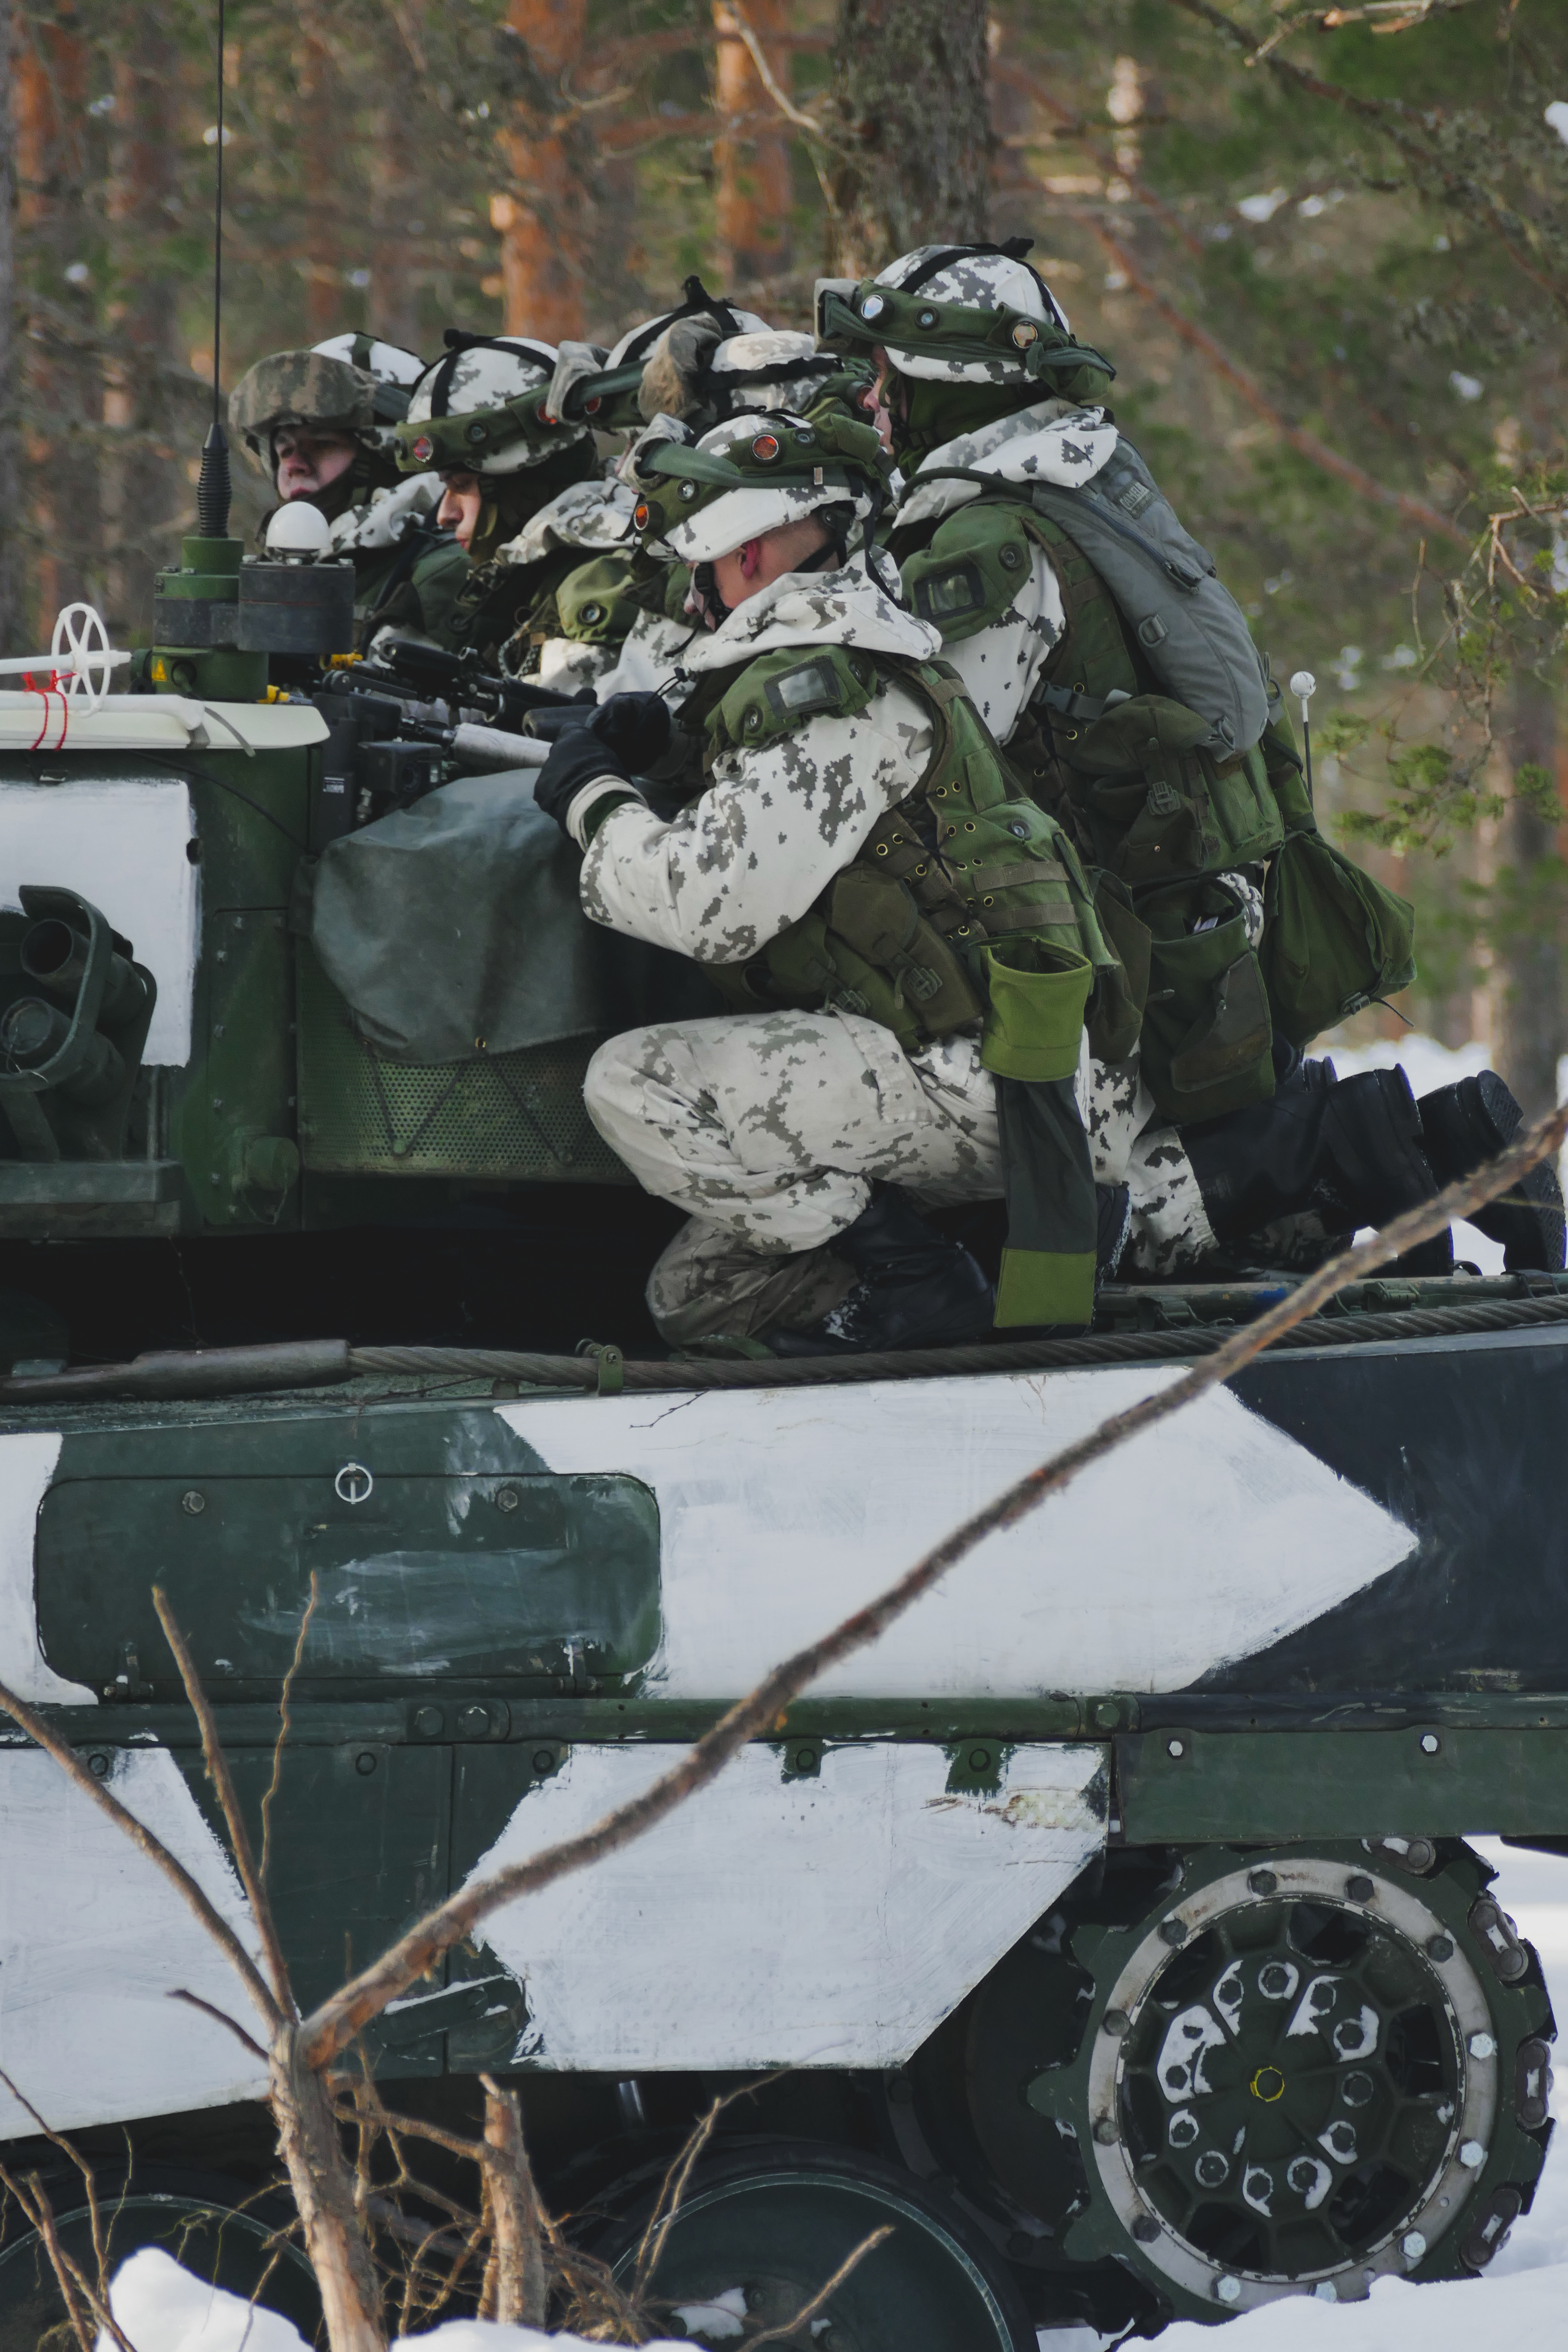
left=498, top=1366, right=1415, bottom=1700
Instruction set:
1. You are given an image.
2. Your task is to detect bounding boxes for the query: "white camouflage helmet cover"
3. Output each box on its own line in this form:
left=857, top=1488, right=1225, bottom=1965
left=708, top=329, right=841, bottom=416
left=635, top=411, right=883, bottom=567
left=397, top=335, right=590, bottom=475
left=855, top=244, right=1072, bottom=384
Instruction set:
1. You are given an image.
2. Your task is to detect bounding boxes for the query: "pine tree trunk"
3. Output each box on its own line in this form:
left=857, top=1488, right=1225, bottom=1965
left=497, top=0, right=589, bottom=343
left=0, top=0, right=22, bottom=653
left=14, top=4, right=103, bottom=632
left=104, top=6, right=181, bottom=640
left=1492, top=683, right=1565, bottom=1121
left=713, top=0, right=792, bottom=292
left=827, top=0, right=991, bottom=278
left=371, top=19, right=424, bottom=355
left=302, top=10, right=340, bottom=340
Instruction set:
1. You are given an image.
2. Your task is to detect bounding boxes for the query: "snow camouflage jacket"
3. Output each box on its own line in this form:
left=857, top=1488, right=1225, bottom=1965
left=578, top=552, right=945, bottom=967
left=890, top=399, right=1117, bottom=743
left=451, top=473, right=664, bottom=690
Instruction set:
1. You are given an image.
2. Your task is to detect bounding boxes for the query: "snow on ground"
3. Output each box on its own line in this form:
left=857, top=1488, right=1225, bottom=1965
left=96, top=2246, right=695, bottom=2351
left=1039, top=1838, right=1568, bottom=2350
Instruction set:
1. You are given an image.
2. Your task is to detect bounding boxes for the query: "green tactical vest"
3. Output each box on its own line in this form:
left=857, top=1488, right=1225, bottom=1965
left=656, top=639, right=1119, bottom=1328
left=896, top=493, right=1418, bottom=1115
left=687, top=643, right=1141, bottom=1074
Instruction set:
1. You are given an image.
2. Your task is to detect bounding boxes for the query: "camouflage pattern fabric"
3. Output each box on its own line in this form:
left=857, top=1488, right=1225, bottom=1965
left=893, top=400, right=1119, bottom=744
left=230, top=350, right=380, bottom=446
left=579, top=552, right=940, bottom=963
left=586, top=1012, right=1214, bottom=1341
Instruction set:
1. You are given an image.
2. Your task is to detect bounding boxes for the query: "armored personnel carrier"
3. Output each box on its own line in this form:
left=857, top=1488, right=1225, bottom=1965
left=0, top=504, right=1563, bottom=2350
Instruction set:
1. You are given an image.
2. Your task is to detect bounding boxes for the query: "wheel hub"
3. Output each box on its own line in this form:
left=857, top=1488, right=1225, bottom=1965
left=1076, top=1854, right=1504, bottom=2312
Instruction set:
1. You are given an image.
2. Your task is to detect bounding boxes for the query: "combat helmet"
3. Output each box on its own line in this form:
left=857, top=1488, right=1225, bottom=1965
left=816, top=237, right=1115, bottom=455
left=393, top=331, right=595, bottom=478
left=228, top=332, right=426, bottom=499
left=627, top=406, right=894, bottom=577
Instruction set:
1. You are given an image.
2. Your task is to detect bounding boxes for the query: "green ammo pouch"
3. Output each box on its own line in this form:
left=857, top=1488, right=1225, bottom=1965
left=1138, top=878, right=1274, bottom=1123
left=555, top=555, right=647, bottom=646
left=1260, top=830, right=1416, bottom=1049
left=979, top=936, right=1093, bottom=1081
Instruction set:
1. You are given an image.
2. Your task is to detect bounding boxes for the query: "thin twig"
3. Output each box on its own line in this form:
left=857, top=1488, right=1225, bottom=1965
left=723, top=0, right=842, bottom=221
left=167, top=1987, right=270, bottom=2062
left=0, top=2066, right=109, bottom=2295
left=153, top=1587, right=295, bottom=2016
left=1062, top=208, right=1471, bottom=547
left=745, top=2223, right=894, bottom=2347
left=0, top=1681, right=281, bottom=2028
left=261, top=1570, right=319, bottom=1896
left=297, top=1102, right=1566, bottom=2068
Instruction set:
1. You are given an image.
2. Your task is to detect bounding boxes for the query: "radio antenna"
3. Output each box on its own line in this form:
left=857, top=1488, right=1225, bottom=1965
left=195, top=0, right=232, bottom=539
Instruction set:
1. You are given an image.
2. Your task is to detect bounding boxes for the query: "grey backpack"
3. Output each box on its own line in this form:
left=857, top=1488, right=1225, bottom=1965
left=919, top=434, right=1271, bottom=756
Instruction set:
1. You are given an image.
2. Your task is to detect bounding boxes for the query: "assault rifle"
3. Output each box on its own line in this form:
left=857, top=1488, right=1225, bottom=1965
left=347, top=638, right=588, bottom=733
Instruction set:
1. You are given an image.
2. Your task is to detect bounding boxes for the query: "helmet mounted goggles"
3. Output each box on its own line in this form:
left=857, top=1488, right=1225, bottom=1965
left=627, top=408, right=890, bottom=555
left=818, top=280, right=1113, bottom=384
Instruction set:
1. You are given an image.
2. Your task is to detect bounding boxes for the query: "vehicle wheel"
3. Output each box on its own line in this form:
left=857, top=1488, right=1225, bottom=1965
left=0, top=2164, right=319, bottom=2352
left=586, top=2138, right=1036, bottom=2352
left=1028, top=1842, right=1554, bottom=2320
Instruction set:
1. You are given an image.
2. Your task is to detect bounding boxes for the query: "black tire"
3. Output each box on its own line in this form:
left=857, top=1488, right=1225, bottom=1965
left=0, top=2163, right=319, bottom=2352
left=585, top=2136, right=1035, bottom=2352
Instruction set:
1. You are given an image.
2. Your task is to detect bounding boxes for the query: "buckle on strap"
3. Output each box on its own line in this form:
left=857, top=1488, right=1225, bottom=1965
left=1034, top=681, right=1131, bottom=727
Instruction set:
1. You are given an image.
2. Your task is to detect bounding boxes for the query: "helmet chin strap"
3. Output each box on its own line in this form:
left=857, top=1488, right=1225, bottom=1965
left=688, top=560, right=731, bottom=631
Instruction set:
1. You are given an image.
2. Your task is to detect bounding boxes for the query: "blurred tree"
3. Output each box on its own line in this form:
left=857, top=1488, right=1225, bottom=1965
left=15, top=0, right=101, bottom=621
left=0, top=0, right=20, bottom=654
left=713, top=0, right=792, bottom=287
left=827, top=0, right=991, bottom=275
left=497, top=0, right=591, bottom=340
left=103, top=4, right=184, bottom=639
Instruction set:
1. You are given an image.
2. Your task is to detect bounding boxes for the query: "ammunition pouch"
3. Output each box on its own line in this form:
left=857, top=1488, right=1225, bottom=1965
left=980, top=936, right=1094, bottom=1082
left=1057, top=693, right=1285, bottom=887
left=1138, top=876, right=1274, bottom=1123
left=1260, top=828, right=1417, bottom=1050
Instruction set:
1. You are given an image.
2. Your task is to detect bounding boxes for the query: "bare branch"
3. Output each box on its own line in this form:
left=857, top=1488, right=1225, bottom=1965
left=746, top=2224, right=894, bottom=2348
left=1061, top=208, right=1471, bottom=547
left=261, top=1570, right=320, bottom=1896
left=0, top=1678, right=281, bottom=2028
left=167, top=1987, right=270, bottom=2062
left=297, top=1103, right=1566, bottom=2068
left=724, top=0, right=828, bottom=137
left=153, top=1587, right=295, bottom=2017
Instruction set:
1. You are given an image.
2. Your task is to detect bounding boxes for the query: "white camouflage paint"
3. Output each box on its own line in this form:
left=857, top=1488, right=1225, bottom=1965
left=496, top=1366, right=1415, bottom=1699
left=462, top=1740, right=1108, bottom=2070
left=0, top=1430, right=92, bottom=1705
left=0, top=1747, right=266, bottom=2133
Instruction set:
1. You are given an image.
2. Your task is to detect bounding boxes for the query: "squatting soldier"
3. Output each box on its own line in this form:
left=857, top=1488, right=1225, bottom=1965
left=393, top=333, right=636, bottom=688
left=820, top=242, right=1564, bottom=1276
left=228, top=333, right=469, bottom=654
left=529, top=407, right=1135, bottom=1355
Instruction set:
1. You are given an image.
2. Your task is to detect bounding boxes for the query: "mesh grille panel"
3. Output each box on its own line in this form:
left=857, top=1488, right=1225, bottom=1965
left=296, top=944, right=632, bottom=1183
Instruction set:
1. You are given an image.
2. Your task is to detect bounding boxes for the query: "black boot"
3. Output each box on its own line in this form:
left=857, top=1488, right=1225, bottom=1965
left=1418, top=1071, right=1566, bottom=1271
left=1184, top=1060, right=1447, bottom=1267
left=769, top=1188, right=995, bottom=1356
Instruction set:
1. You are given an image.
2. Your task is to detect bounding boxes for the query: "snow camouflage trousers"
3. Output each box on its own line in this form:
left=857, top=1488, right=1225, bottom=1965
left=583, top=1010, right=1218, bottom=1343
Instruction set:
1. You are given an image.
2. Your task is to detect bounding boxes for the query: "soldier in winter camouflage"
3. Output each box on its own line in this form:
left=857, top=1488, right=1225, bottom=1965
left=393, top=334, right=637, bottom=688
left=228, top=335, right=469, bottom=654
left=530, top=407, right=1136, bottom=1352
left=820, top=242, right=1565, bottom=1279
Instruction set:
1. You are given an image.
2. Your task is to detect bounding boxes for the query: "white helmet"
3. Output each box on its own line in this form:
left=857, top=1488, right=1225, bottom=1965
left=629, top=408, right=889, bottom=568
left=393, top=332, right=593, bottom=476
left=815, top=238, right=1100, bottom=388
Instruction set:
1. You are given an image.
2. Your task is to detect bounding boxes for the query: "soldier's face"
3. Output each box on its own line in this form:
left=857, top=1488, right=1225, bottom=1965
left=868, top=347, right=906, bottom=449
left=274, top=430, right=358, bottom=500
left=438, top=469, right=484, bottom=551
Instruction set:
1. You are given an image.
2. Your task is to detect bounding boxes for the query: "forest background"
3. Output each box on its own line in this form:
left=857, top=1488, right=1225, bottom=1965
left=2, top=0, right=1567, bottom=1111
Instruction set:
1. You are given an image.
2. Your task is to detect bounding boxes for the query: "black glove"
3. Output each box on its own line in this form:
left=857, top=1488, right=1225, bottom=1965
left=592, top=691, right=673, bottom=773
